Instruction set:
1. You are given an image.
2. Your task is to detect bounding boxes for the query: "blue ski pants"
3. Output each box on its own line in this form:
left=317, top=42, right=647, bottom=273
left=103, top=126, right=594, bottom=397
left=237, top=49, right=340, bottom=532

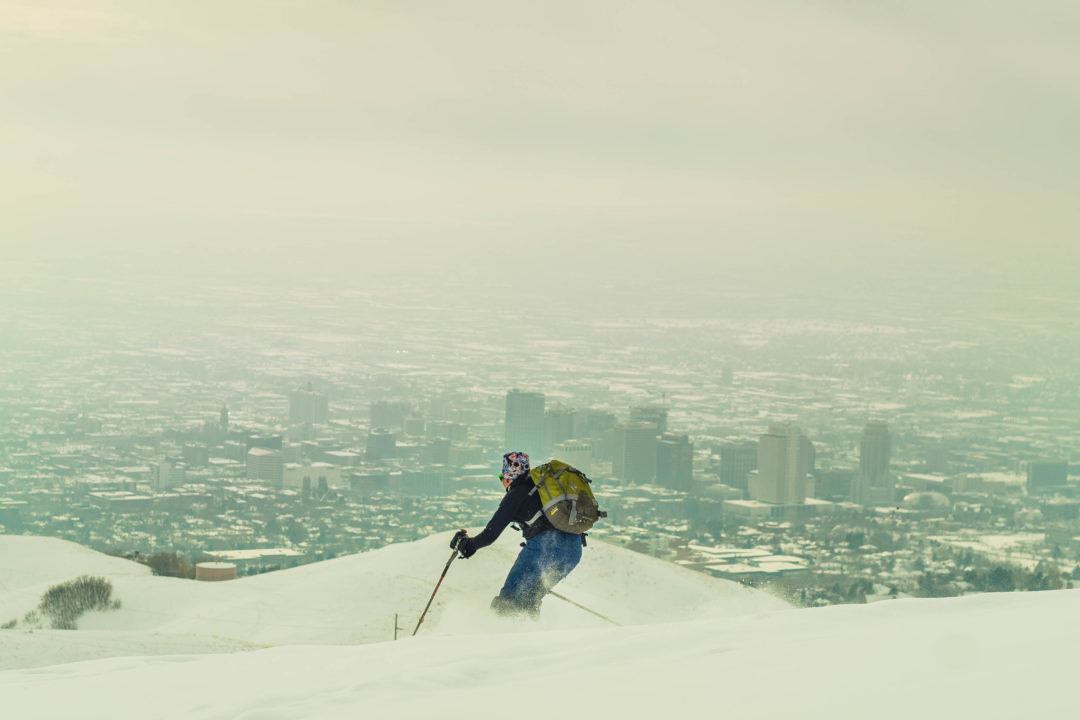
left=497, top=529, right=582, bottom=614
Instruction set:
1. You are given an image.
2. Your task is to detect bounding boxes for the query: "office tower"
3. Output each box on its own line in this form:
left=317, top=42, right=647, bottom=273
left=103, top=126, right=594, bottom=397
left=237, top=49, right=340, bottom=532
left=371, top=400, right=412, bottom=432
left=247, top=435, right=283, bottom=451
left=1027, top=462, right=1069, bottom=493
left=289, top=383, right=328, bottom=425
left=749, top=423, right=812, bottom=504
left=552, top=440, right=594, bottom=476
left=719, top=441, right=758, bottom=493
left=581, top=409, right=616, bottom=438
left=854, top=421, right=893, bottom=506
left=222, top=440, right=248, bottom=462
left=630, top=405, right=668, bottom=434
left=220, top=404, right=229, bottom=432
left=656, top=433, right=693, bottom=492
left=182, top=442, right=209, bottom=467
left=580, top=409, right=617, bottom=460
left=246, top=447, right=284, bottom=486
left=505, top=389, right=545, bottom=458
left=152, top=459, right=186, bottom=493
left=815, top=466, right=856, bottom=500
left=366, top=429, right=397, bottom=461
left=613, top=422, right=658, bottom=484
left=544, top=404, right=577, bottom=454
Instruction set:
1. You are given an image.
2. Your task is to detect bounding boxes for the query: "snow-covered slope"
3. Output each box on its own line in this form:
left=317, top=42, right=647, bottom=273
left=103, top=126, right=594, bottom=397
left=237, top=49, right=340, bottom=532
left=0, top=535, right=152, bottom=592
left=0, top=532, right=786, bottom=669
left=3, top=582, right=1076, bottom=720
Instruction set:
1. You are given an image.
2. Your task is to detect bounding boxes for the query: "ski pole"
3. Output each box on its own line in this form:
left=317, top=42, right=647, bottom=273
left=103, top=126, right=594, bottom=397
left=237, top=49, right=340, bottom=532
left=549, top=591, right=621, bottom=626
left=413, top=531, right=465, bottom=636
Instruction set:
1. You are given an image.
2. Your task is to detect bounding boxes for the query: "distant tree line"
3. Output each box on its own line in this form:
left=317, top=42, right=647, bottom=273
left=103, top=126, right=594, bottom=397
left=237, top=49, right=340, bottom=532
left=108, top=549, right=197, bottom=579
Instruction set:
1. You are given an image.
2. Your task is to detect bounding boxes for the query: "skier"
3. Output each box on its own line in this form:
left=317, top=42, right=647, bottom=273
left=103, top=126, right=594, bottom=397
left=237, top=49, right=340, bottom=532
left=450, top=451, right=583, bottom=617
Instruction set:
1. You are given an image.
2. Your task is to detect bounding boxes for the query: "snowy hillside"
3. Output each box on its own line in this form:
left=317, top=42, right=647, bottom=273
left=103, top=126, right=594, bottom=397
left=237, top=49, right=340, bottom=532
left=3, top=567, right=1077, bottom=719
left=0, top=532, right=785, bottom=669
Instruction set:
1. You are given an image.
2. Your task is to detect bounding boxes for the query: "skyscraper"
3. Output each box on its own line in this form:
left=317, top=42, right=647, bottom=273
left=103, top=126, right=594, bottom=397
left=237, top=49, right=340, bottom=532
left=289, top=383, right=328, bottom=425
left=1027, top=461, right=1068, bottom=494
left=630, top=405, right=668, bottom=434
left=505, top=389, right=545, bottom=458
left=580, top=409, right=617, bottom=461
left=246, top=447, right=283, bottom=486
left=543, top=404, right=577, bottom=455
left=613, top=422, right=659, bottom=484
left=366, top=429, right=397, bottom=461
left=749, top=423, right=812, bottom=504
left=854, top=421, right=893, bottom=506
left=552, top=439, right=594, bottom=476
left=371, top=400, right=411, bottom=432
left=719, top=440, right=758, bottom=493
left=656, top=433, right=694, bottom=492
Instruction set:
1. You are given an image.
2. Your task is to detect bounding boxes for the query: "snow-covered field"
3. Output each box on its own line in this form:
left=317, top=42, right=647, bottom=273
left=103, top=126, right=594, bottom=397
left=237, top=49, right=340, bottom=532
left=0, top=532, right=784, bottom=670
left=2, top=533, right=1076, bottom=719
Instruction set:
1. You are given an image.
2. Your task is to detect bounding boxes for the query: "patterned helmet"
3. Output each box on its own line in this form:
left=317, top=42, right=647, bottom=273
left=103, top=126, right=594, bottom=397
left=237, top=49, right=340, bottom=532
left=501, top=452, right=530, bottom=481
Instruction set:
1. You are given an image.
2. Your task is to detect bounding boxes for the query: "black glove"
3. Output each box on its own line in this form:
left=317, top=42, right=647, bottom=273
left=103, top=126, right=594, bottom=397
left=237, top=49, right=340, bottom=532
left=457, top=537, right=477, bottom=559
left=450, top=529, right=468, bottom=551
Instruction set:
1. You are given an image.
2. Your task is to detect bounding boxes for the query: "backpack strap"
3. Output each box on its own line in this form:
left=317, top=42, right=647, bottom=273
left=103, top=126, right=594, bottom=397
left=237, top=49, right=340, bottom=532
left=522, top=483, right=542, bottom=526
left=523, top=509, right=544, bottom=527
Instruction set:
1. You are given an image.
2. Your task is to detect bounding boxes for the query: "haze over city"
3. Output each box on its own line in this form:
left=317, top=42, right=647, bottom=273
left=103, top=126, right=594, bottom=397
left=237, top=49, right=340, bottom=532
left=2, top=2, right=1078, bottom=718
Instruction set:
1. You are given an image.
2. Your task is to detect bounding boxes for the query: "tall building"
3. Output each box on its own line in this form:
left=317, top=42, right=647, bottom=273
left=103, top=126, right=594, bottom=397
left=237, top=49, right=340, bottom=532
left=505, top=389, right=545, bottom=458
left=543, top=404, right=577, bottom=454
left=630, top=405, right=668, bottom=434
left=289, top=383, right=328, bottom=425
left=749, top=423, right=812, bottom=505
left=246, top=447, right=283, bottom=486
left=247, top=435, right=283, bottom=451
left=1027, top=461, right=1069, bottom=494
left=613, top=422, right=658, bottom=484
left=854, top=421, right=893, bottom=506
left=182, top=442, right=209, bottom=467
left=152, top=459, right=186, bottom=493
left=371, top=400, right=411, bottom=432
left=581, top=409, right=616, bottom=438
left=719, top=441, right=758, bottom=493
left=366, top=429, right=397, bottom=461
left=552, top=440, right=594, bottom=476
left=656, top=433, right=693, bottom=492
left=220, top=404, right=229, bottom=432
left=815, top=466, right=856, bottom=500
left=580, top=409, right=617, bottom=460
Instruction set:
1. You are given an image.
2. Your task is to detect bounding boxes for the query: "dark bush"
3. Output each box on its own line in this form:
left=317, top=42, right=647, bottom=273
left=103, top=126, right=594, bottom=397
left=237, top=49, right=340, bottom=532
left=142, top=551, right=196, bottom=579
left=38, top=575, right=118, bottom=630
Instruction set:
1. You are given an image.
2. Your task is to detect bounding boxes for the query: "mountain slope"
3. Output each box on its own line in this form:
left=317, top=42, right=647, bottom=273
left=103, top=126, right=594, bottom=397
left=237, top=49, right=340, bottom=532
left=2, top=584, right=1075, bottom=720
left=0, top=532, right=786, bottom=668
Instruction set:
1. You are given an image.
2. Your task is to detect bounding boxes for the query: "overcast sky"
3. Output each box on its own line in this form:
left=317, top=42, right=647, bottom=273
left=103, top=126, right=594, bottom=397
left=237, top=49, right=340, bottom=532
left=2, top=0, right=1077, bottom=293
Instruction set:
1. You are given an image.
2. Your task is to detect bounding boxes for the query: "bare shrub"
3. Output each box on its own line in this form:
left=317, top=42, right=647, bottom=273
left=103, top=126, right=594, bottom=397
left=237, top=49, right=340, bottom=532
left=38, top=575, right=119, bottom=630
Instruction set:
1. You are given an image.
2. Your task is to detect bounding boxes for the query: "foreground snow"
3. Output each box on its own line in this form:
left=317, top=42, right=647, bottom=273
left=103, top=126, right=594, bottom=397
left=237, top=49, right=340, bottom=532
left=3, top=585, right=1074, bottom=719
left=0, top=532, right=784, bottom=669
left=5, top=534, right=1071, bottom=718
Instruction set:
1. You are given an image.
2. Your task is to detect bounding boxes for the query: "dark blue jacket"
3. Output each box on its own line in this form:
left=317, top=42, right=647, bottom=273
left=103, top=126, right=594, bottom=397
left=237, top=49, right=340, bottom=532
left=460, top=473, right=550, bottom=556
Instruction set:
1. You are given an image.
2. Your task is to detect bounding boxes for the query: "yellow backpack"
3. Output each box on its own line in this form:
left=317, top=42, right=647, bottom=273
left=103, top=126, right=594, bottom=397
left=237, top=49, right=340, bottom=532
left=526, top=460, right=606, bottom=534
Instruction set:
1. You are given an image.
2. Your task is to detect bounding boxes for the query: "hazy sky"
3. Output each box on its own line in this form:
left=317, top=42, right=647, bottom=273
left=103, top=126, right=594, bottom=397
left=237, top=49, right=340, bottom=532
left=2, top=1, right=1078, bottom=290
